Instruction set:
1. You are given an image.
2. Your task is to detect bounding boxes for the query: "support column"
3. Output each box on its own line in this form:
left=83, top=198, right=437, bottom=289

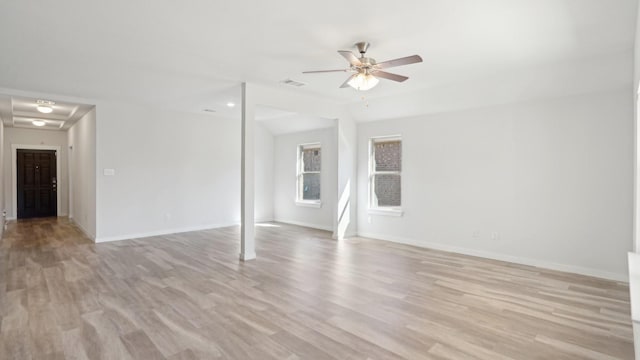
left=240, top=82, right=256, bottom=261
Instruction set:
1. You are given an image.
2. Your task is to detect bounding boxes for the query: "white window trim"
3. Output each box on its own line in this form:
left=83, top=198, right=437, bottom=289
left=295, top=200, right=322, bottom=208
left=368, top=208, right=403, bottom=216
left=368, top=135, right=402, bottom=217
left=296, top=142, right=322, bottom=207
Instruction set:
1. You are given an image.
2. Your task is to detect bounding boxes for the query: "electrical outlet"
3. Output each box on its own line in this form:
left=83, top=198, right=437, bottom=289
left=491, top=232, right=500, bottom=240
left=472, top=231, right=480, bottom=238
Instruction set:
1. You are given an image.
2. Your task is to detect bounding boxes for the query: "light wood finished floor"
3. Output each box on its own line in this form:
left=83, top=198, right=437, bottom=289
left=0, top=218, right=634, bottom=359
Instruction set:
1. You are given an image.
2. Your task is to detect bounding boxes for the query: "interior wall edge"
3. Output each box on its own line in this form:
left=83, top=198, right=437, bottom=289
left=69, top=217, right=96, bottom=242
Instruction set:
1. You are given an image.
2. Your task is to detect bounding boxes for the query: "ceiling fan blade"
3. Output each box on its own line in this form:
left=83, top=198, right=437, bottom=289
left=375, top=55, right=423, bottom=69
left=338, top=50, right=362, bottom=66
left=339, top=74, right=356, bottom=88
left=303, top=69, right=348, bottom=74
left=372, top=70, right=408, bottom=82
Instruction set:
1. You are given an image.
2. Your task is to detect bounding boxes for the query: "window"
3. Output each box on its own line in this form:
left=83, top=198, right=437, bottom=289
left=369, top=136, right=402, bottom=215
left=297, top=143, right=321, bottom=206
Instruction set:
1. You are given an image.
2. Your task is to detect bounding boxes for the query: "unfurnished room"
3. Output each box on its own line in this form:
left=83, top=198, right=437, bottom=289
left=1, top=1, right=640, bottom=359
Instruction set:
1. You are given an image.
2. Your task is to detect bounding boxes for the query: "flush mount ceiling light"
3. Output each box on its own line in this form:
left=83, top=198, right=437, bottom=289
left=32, top=120, right=46, bottom=127
left=303, top=41, right=422, bottom=91
left=37, top=105, right=53, bottom=113
left=226, top=102, right=235, bottom=108
left=36, top=99, right=55, bottom=114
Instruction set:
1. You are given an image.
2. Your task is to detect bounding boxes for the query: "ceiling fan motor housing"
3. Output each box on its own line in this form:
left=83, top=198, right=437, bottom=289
left=352, top=57, right=377, bottom=75
left=354, top=42, right=377, bottom=74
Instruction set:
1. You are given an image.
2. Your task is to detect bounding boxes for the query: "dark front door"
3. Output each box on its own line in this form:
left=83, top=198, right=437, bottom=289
left=17, top=149, right=57, bottom=219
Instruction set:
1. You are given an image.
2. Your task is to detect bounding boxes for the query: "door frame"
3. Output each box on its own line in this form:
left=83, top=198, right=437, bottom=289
left=12, top=144, right=62, bottom=219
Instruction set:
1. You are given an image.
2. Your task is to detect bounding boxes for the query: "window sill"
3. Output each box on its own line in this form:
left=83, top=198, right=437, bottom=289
left=296, top=201, right=322, bottom=208
left=368, top=208, right=403, bottom=217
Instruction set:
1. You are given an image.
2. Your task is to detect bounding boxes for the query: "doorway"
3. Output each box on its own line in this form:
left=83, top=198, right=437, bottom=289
left=16, top=149, right=57, bottom=218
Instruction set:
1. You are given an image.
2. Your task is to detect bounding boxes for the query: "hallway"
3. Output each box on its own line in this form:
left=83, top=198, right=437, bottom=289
left=0, top=218, right=634, bottom=359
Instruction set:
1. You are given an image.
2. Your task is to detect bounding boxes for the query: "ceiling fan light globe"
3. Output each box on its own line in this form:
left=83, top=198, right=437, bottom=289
left=348, top=73, right=379, bottom=91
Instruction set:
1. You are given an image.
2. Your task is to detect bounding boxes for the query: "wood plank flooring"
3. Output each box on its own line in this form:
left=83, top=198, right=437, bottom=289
left=0, top=217, right=634, bottom=359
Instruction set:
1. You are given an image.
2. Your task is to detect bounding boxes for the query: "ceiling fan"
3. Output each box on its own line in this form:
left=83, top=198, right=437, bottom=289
left=303, top=41, right=423, bottom=91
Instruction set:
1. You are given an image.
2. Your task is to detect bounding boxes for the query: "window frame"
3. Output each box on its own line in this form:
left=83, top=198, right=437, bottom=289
left=368, top=135, right=403, bottom=216
left=296, top=142, right=322, bottom=208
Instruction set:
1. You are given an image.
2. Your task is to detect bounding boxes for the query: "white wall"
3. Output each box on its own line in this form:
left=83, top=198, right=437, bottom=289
left=95, top=100, right=241, bottom=242
left=0, top=122, right=4, bottom=237
left=357, top=89, right=633, bottom=280
left=255, top=122, right=274, bottom=222
left=68, top=108, right=97, bottom=239
left=634, top=2, right=640, bottom=253
left=337, top=116, right=358, bottom=238
left=4, top=127, right=69, bottom=219
left=635, top=2, right=640, bottom=91
left=274, top=127, right=336, bottom=231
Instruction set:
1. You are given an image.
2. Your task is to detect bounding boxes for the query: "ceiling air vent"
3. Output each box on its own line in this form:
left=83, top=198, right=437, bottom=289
left=281, top=79, right=306, bottom=87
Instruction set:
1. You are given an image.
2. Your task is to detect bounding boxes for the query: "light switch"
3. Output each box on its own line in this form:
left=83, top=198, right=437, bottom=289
left=103, top=168, right=115, bottom=176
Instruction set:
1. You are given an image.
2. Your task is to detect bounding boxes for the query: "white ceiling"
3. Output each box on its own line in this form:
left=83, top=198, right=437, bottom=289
left=256, top=106, right=335, bottom=135
left=0, top=95, right=94, bottom=131
left=0, top=0, right=636, bottom=122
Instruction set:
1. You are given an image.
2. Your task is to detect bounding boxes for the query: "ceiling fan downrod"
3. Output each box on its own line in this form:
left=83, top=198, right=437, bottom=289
left=355, top=41, right=370, bottom=57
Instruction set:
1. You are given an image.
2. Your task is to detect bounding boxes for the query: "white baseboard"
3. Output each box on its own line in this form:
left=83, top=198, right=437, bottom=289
left=69, top=217, right=96, bottom=241
left=357, top=232, right=628, bottom=282
left=274, top=219, right=333, bottom=232
left=255, top=217, right=275, bottom=223
left=239, top=251, right=257, bottom=261
left=6, top=214, right=69, bottom=221
left=95, top=222, right=239, bottom=243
